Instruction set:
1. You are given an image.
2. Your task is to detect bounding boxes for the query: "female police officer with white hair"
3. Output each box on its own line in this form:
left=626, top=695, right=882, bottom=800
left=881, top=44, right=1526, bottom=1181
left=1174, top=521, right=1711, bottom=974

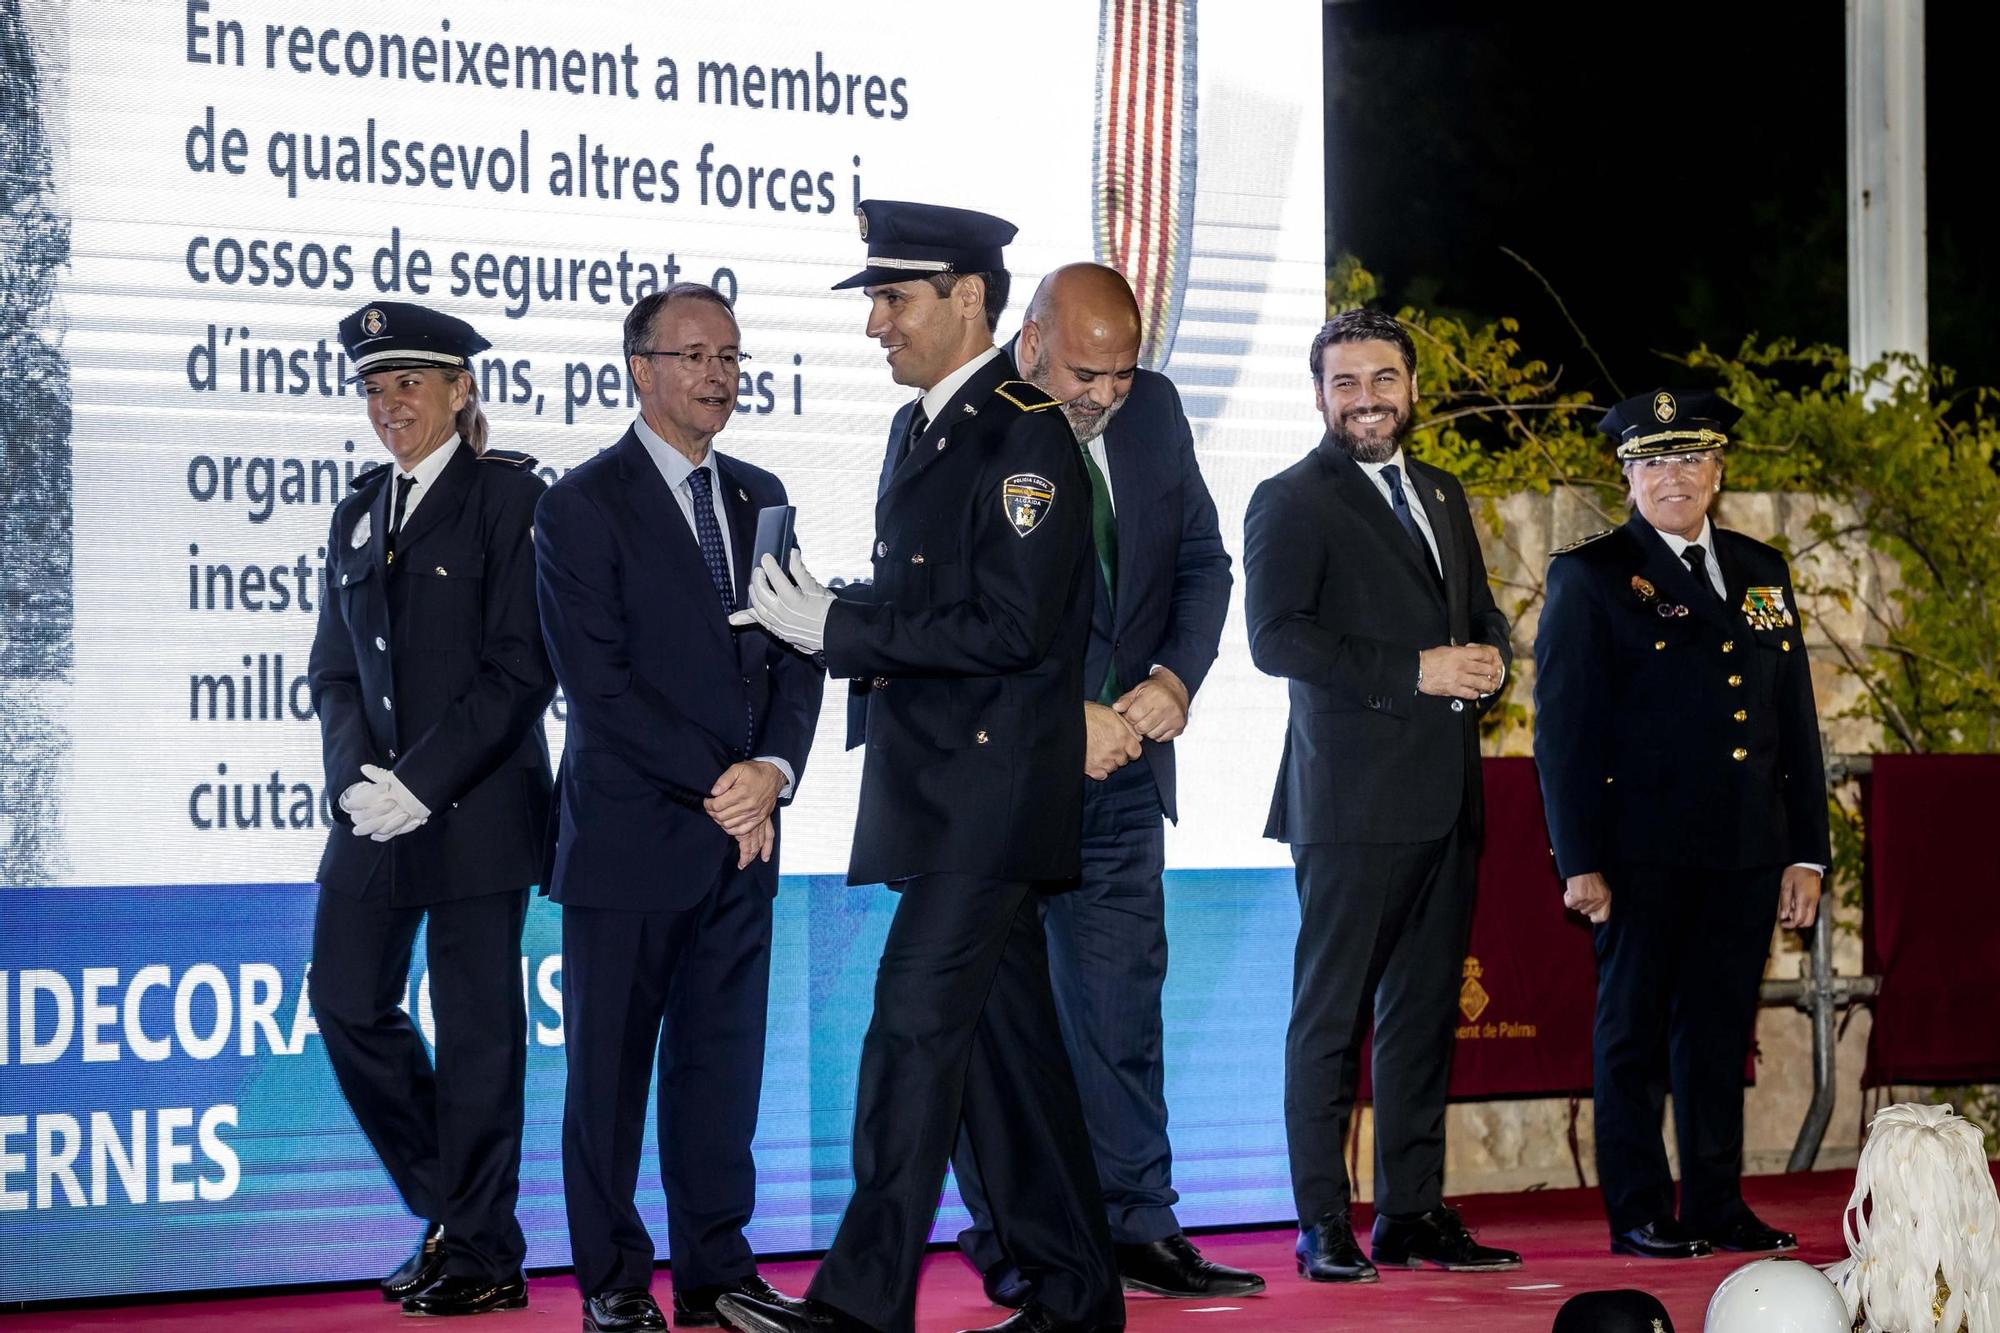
left=1533, top=389, right=1828, bottom=1264
left=307, top=301, right=555, bottom=1317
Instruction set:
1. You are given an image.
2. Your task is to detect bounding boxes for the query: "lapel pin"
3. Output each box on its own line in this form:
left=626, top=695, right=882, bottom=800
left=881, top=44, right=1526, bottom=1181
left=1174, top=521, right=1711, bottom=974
left=961, top=403, right=976, bottom=415
left=1434, top=487, right=1445, bottom=501
left=737, top=487, right=748, bottom=501
left=936, top=439, right=947, bottom=450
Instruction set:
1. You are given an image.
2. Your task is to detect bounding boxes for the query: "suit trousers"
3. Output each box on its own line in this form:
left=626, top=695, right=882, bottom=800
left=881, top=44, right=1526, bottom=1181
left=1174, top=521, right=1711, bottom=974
left=309, top=872, right=529, bottom=1280
left=559, top=864, right=774, bottom=1297
left=1284, top=826, right=1475, bottom=1224
left=1591, top=861, right=1782, bottom=1234
left=808, top=873, right=1123, bottom=1333
left=952, top=762, right=1178, bottom=1269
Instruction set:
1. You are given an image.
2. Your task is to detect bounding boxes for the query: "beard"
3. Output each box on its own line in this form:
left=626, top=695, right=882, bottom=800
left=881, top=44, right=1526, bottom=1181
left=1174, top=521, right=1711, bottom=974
left=1329, top=403, right=1411, bottom=463
left=1023, top=346, right=1127, bottom=444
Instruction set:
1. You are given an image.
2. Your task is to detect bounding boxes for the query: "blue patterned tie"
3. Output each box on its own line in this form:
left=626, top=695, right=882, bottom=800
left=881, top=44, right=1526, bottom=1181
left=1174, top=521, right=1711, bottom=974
left=686, top=467, right=735, bottom=613
left=1382, top=464, right=1439, bottom=578
left=687, top=467, right=753, bottom=749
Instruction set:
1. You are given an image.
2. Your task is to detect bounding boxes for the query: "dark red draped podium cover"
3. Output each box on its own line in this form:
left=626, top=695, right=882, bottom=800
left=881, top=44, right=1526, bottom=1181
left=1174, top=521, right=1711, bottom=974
left=1862, top=754, right=2000, bottom=1087
left=1358, top=757, right=1597, bottom=1102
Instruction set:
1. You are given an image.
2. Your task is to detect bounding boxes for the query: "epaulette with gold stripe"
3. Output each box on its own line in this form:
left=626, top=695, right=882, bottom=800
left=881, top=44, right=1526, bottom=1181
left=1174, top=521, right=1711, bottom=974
left=478, top=448, right=538, bottom=468
left=1550, top=529, right=1613, bottom=555
left=991, top=380, right=1062, bottom=412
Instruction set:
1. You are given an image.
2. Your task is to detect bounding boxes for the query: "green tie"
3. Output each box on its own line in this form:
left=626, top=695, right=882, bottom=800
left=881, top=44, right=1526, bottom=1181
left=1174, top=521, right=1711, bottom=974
left=1079, top=443, right=1119, bottom=704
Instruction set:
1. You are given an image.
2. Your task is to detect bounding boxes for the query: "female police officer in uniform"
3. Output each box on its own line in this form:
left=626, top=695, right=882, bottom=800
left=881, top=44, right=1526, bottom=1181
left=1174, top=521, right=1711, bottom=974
left=1533, top=389, right=1828, bottom=1262
left=307, top=302, right=555, bottom=1316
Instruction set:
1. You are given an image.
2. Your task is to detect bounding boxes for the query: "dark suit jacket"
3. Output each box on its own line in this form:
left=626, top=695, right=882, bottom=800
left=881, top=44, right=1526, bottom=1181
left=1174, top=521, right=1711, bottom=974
left=309, top=444, right=556, bottom=905
left=1533, top=512, right=1830, bottom=877
left=534, top=429, right=823, bottom=911
left=1078, top=367, right=1233, bottom=823
left=824, top=351, right=1094, bottom=885
left=1244, top=437, right=1511, bottom=846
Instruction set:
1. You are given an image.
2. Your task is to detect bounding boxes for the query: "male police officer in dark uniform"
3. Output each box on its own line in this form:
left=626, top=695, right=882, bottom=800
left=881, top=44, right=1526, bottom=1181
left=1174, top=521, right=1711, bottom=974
left=717, top=202, right=1122, bottom=1333
left=1534, top=389, right=1828, bottom=1261
left=308, top=302, right=555, bottom=1316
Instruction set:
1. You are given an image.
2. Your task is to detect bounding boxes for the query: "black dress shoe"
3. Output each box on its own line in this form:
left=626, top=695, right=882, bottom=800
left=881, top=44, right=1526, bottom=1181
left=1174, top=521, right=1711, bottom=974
left=674, top=1274, right=801, bottom=1327
left=401, top=1272, right=528, bottom=1316
left=712, top=1292, right=873, bottom=1333
left=1610, top=1219, right=1714, bottom=1259
left=1295, top=1212, right=1378, bottom=1283
left=1116, top=1233, right=1265, bottom=1298
left=1371, top=1206, right=1521, bottom=1272
left=955, top=1307, right=1114, bottom=1333
left=382, top=1222, right=447, bottom=1302
left=981, top=1262, right=1035, bottom=1309
left=585, top=1287, right=667, bottom=1333
left=1705, top=1212, right=1797, bottom=1253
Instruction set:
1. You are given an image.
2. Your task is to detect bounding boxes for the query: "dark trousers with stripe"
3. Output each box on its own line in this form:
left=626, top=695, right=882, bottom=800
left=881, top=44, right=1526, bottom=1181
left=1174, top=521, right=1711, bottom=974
left=952, top=763, right=1179, bottom=1269
left=309, top=875, right=529, bottom=1280
left=808, top=873, right=1123, bottom=1333
left=559, top=868, right=774, bottom=1297
left=1591, top=862, right=1781, bottom=1234
left=1284, top=826, right=1475, bottom=1224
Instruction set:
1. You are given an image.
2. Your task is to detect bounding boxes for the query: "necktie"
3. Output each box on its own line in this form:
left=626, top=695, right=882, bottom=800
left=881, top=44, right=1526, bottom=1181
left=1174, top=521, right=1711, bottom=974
left=385, top=474, right=416, bottom=567
left=1079, top=443, right=1120, bottom=704
left=687, top=467, right=754, bottom=747
left=1381, top=464, right=1438, bottom=577
left=900, top=405, right=930, bottom=463
left=1684, top=542, right=1723, bottom=602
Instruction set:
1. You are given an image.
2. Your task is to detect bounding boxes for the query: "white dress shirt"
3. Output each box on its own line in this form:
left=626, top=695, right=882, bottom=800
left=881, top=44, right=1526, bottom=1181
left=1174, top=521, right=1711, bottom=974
left=391, top=435, right=461, bottom=526
left=630, top=414, right=794, bottom=797
left=1356, top=449, right=1440, bottom=575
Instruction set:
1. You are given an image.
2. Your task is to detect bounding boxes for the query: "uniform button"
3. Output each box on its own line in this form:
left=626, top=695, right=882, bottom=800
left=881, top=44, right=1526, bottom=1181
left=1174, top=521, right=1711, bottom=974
left=435, top=565, right=448, bottom=576
left=388, top=748, right=397, bottom=760
left=876, top=541, right=888, bottom=558
left=742, top=675, right=753, bottom=686
left=381, top=696, right=393, bottom=710
left=374, top=636, right=387, bottom=651
left=872, top=676, right=889, bottom=689
left=1781, top=640, right=1793, bottom=652
left=1734, top=709, right=1748, bottom=722
left=1721, top=640, right=1735, bottom=653
left=1731, top=747, right=1749, bottom=761
left=1654, top=640, right=1666, bottom=651
left=1727, top=674, right=1744, bottom=687
left=341, top=573, right=350, bottom=587
left=910, top=553, right=925, bottom=565
left=1604, top=776, right=1615, bottom=785
left=1451, top=700, right=1465, bottom=713
left=975, top=729, right=990, bottom=744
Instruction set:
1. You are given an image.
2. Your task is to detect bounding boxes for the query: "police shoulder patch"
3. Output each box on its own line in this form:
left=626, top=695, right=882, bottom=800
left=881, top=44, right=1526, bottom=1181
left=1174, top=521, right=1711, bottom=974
left=1001, top=472, right=1056, bottom=536
left=991, top=379, right=1062, bottom=413
left=349, top=461, right=391, bottom=490
left=478, top=448, right=538, bottom=469
left=1550, top=528, right=1613, bottom=556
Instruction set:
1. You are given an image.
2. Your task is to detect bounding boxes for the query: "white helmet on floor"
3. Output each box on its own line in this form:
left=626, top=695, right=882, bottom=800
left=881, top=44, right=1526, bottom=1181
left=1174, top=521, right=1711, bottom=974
left=1705, top=1258, right=1850, bottom=1333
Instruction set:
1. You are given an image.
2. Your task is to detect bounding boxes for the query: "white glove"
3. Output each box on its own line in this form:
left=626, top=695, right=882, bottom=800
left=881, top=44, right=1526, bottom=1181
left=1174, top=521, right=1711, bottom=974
left=350, top=763, right=431, bottom=842
left=729, top=552, right=834, bottom=654
left=338, top=781, right=375, bottom=815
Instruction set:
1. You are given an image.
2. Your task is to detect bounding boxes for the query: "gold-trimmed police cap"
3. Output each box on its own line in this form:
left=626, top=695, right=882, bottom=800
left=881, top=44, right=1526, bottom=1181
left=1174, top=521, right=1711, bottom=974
left=338, top=301, right=491, bottom=382
left=832, top=199, right=1017, bottom=290
left=1600, top=388, right=1741, bottom=461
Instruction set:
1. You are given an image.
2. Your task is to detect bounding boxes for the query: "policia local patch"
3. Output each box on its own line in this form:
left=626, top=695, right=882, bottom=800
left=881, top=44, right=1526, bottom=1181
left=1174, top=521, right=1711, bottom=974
left=1001, top=473, right=1056, bottom=536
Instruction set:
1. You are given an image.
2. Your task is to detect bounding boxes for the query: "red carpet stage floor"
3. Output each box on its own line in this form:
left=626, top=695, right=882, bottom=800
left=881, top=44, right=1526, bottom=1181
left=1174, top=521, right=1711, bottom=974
left=10, top=1171, right=1891, bottom=1332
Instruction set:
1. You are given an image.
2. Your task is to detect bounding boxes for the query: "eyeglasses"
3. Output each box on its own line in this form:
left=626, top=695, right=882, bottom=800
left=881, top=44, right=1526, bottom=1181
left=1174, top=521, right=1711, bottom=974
left=636, top=350, right=751, bottom=372
left=1633, top=453, right=1718, bottom=475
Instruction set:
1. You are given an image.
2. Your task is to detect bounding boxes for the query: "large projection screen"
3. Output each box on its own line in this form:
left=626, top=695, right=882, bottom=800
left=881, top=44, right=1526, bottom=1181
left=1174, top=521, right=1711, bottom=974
left=0, top=0, right=1324, bottom=1301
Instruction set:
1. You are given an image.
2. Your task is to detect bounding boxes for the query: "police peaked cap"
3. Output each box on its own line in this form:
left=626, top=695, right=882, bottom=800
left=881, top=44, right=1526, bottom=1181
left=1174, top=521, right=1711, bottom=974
left=1600, top=388, right=1742, bottom=461
left=338, top=301, right=491, bottom=382
left=832, top=199, right=1018, bottom=290
left=1551, top=1288, right=1676, bottom=1332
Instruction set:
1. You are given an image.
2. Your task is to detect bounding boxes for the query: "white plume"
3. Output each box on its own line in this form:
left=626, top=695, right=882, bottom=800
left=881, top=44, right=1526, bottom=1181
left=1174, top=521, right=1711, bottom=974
left=1824, top=1102, right=1999, bottom=1333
